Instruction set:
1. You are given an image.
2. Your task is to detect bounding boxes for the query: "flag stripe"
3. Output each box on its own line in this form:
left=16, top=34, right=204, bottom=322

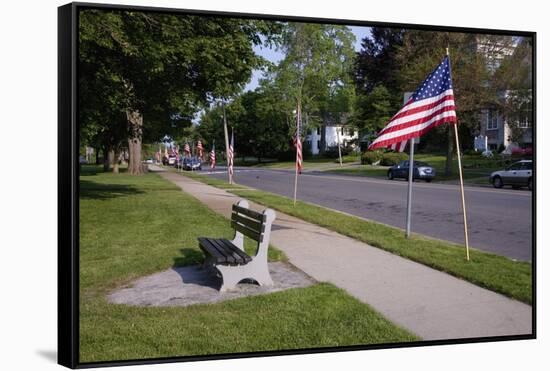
left=370, top=115, right=456, bottom=150
left=381, top=93, right=456, bottom=133
left=378, top=104, right=457, bottom=136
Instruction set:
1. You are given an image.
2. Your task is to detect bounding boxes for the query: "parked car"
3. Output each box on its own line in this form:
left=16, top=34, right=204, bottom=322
left=490, top=160, right=532, bottom=190
left=387, top=160, right=436, bottom=182
left=182, top=156, right=202, bottom=171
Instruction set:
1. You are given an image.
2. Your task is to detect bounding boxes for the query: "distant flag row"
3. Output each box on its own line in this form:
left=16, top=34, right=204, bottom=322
left=156, top=136, right=231, bottom=177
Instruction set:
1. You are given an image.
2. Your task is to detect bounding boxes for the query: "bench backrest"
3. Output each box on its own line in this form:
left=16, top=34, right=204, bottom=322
left=231, top=204, right=266, bottom=243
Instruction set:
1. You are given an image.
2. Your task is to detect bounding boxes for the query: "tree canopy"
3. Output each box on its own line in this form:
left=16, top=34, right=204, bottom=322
left=79, top=9, right=279, bottom=173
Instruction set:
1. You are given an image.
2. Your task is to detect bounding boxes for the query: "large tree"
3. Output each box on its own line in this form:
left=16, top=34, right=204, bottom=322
left=268, top=23, right=356, bottom=151
left=351, top=28, right=405, bottom=146
left=394, top=31, right=512, bottom=175
left=354, top=27, right=404, bottom=97
left=79, top=9, right=278, bottom=174
left=491, top=37, right=533, bottom=144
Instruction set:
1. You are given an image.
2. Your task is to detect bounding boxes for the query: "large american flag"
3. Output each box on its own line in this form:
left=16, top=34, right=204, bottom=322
left=295, top=109, right=303, bottom=174
left=184, top=142, right=191, bottom=157
left=196, top=140, right=204, bottom=159
left=369, top=56, right=457, bottom=152
left=209, top=143, right=216, bottom=169
left=228, top=131, right=234, bottom=178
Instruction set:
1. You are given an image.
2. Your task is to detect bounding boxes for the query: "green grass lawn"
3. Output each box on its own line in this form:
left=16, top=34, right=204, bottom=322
left=79, top=165, right=417, bottom=363
left=178, top=171, right=532, bottom=305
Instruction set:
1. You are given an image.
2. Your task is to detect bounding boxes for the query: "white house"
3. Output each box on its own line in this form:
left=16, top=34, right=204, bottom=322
left=478, top=106, right=532, bottom=151
left=305, top=125, right=359, bottom=155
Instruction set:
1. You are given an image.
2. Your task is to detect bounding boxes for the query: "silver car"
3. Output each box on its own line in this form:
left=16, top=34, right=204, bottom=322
left=490, top=160, right=533, bottom=190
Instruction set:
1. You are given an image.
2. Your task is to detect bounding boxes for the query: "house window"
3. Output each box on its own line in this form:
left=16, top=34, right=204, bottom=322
left=518, top=115, right=531, bottom=128
left=341, top=127, right=344, bottom=135
left=316, top=127, right=321, bottom=135
left=317, top=140, right=321, bottom=149
left=487, top=110, right=498, bottom=130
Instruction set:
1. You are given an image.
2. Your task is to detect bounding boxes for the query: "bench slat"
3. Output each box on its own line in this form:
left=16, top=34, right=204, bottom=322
left=209, top=238, right=242, bottom=265
left=198, top=237, right=227, bottom=264
left=231, top=213, right=264, bottom=233
left=231, top=220, right=263, bottom=242
left=219, top=239, right=252, bottom=264
left=232, top=204, right=265, bottom=221
left=199, top=237, right=253, bottom=265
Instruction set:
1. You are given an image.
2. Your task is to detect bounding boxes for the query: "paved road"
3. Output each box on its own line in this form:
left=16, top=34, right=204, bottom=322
left=206, top=167, right=533, bottom=261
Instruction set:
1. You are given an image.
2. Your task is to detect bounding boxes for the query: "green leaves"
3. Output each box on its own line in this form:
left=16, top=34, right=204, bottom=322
left=79, top=9, right=276, bottom=150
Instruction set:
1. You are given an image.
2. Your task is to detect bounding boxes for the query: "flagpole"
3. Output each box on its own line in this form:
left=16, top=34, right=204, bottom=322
left=337, top=126, right=343, bottom=167
left=447, top=47, right=470, bottom=261
left=405, top=137, right=414, bottom=238
left=222, top=101, right=232, bottom=184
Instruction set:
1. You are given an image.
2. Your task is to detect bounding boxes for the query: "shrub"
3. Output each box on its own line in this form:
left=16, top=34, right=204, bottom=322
left=324, top=145, right=353, bottom=159
left=361, top=151, right=383, bottom=165
left=381, top=152, right=408, bottom=166
left=463, top=149, right=482, bottom=156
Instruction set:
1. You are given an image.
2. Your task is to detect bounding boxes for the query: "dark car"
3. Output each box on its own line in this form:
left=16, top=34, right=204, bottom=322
left=387, top=160, right=436, bottom=182
left=182, top=156, right=202, bottom=171
left=490, top=160, right=532, bottom=190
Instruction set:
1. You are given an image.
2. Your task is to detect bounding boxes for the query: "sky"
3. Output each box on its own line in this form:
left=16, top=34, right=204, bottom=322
left=243, top=25, right=371, bottom=91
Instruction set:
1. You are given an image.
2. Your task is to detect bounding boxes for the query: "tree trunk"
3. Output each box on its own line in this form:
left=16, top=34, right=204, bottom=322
left=103, top=146, right=111, bottom=172
left=95, top=147, right=100, bottom=165
left=112, top=148, right=120, bottom=174
left=127, top=110, right=144, bottom=175
left=445, top=125, right=454, bottom=176
left=320, top=124, right=326, bottom=155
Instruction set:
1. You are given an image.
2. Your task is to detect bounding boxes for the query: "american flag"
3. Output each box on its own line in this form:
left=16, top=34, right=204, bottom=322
left=196, top=140, right=204, bottom=159
left=209, top=143, right=216, bottom=169
left=295, top=110, right=303, bottom=174
left=369, top=56, right=457, bottom=152
left=228, top=131, right=234, bottom=178
left=184, top=142, right=191, bottom=157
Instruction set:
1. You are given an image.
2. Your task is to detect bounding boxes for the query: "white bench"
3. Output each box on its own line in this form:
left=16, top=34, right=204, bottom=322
left=198, top=200, right=276, bottom=292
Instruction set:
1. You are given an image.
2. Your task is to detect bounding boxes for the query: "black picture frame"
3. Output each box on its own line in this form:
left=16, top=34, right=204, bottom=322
left=58, top=2, right=536, bottom=368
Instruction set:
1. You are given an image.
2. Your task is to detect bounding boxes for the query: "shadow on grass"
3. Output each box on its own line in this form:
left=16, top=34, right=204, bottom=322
left=173, top=248, right=205, bottom=267
left=80, top=165, right=129, bottom=177
left=79, top=179, right=144, bottom=200
left=172, top=248, right=221, bottom=289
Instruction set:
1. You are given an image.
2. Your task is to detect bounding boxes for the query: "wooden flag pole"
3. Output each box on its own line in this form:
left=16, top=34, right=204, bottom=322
left=405, top=137, right=414, bottom=238
left=337, top=127, right=343, bottom=167
left=454, top=123, right=470, bottom=261
left=447, top=47, right=470, bottom=261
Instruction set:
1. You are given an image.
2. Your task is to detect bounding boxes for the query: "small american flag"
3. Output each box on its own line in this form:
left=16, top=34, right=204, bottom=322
left=196, top=140, right=204, bottom=159
left=184, top=143, right=191, bottom=157
left=228, top=131, right=234, bottom=178
left=295, top=110, right=303, bottom=174
left=369, top=56, right=457, bottom=152
left=209, top=143, right=216, bottom=169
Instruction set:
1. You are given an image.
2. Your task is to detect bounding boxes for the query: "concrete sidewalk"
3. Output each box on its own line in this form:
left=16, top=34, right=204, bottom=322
left=159, top=170, right=532, bottom=341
